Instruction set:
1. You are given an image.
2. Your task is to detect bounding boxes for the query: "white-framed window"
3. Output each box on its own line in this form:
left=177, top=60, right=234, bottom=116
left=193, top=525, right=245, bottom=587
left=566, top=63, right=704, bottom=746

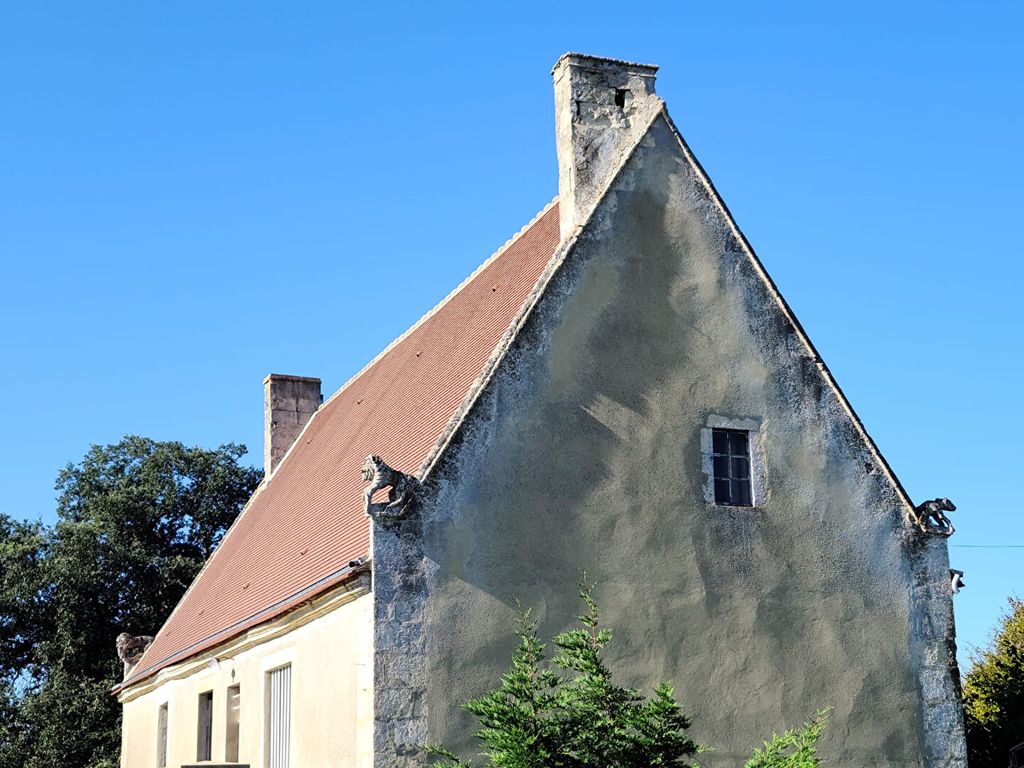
left=266, top=665, right=292, bottom=768
left=226, top=684, right=241, bottom=762
left=197, top=690, right=213, bottom=762
left=156, top=702, right=168, bottom=768
left=701, top=416, right=766, bottom=507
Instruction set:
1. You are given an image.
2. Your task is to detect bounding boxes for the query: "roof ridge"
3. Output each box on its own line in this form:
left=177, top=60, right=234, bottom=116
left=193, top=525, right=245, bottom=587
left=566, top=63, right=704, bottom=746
left=418, top=107, right=665, bottom=480
left=315, top=197, right=560, bottom=427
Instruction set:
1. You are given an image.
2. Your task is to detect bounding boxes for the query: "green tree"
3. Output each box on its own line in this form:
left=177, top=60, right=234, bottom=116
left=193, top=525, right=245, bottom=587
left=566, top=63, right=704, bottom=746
left=744, top=710, right=829, bottom=768
left=0, top=436, right=262, bottom=768
left=0, top=516, right=49, bottom=682
left=426, top=582, right=828, bottom=768
left=428, top=611, right=560, bottom=768
left=963, top=598, right=1024, bottom=768
left=425, top=582, right=702, bottom=768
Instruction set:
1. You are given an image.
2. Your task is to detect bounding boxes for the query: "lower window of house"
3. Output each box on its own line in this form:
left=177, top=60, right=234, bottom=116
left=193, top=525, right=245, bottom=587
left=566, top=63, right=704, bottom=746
left=226, top=684, right=241, bottom=762
left=197, top=691, right=213, bottom=762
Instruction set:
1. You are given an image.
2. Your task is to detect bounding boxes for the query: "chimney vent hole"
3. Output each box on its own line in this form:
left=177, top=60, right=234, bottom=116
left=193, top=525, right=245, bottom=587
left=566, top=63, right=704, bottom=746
left=614, top=88, right=629, bottom=108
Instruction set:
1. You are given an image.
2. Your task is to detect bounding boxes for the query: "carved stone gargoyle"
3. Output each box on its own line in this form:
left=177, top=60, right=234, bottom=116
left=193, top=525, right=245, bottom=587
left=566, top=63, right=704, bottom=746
left=116, top=632, right=154, bottom=678
left=912, top=497, right=957, bottom=536
left=361, top=454, right=419, bottom=522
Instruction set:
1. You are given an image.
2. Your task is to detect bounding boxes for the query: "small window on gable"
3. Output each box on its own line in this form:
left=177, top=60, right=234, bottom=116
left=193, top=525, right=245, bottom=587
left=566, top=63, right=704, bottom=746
left=712, top=428, right=752, bottom=506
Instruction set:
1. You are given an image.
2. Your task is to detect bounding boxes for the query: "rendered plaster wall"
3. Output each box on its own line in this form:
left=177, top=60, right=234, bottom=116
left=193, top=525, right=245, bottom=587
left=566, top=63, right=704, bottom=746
left=410, top=116, right=964, bottom=766
left=120, top=591, right=373, bottom=768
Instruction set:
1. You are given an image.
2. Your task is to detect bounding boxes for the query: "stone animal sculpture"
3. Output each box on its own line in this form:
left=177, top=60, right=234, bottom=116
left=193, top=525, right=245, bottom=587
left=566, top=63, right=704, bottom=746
left=116, top=632, right=154, bottom=677
left=361, top=455, right=419, bottom=521
left=913, top=497, right=957, bottom=536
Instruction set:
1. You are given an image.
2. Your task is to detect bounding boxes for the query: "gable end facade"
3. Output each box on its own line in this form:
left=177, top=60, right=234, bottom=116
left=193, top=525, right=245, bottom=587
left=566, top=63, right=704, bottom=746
left=373, top=103, right=964, bottom=767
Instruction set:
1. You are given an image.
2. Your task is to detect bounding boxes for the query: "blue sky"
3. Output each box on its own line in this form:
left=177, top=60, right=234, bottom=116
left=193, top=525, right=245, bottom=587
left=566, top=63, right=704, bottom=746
left=1, top=2, right=1020, bottom=667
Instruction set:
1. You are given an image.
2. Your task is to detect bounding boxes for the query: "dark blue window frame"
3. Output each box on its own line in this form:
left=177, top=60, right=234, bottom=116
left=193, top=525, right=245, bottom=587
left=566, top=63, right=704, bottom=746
left=712, top=428, right=752, bottom=506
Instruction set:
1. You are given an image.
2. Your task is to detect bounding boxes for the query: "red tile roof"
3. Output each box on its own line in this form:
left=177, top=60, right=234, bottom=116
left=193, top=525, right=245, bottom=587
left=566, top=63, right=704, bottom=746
left=124, top=201, right=561, bottom=686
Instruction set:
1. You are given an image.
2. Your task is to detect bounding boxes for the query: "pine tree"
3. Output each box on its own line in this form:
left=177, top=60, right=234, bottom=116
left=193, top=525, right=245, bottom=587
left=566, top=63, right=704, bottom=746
left=549, top=586, right=697, bottom=767
left=425, top=581, right=829, bottom=768
left=743, top=710, right=829, bottom=768
left=425, top=582, right=699, bottom=768
left=425, top=609, right=559, bottom=768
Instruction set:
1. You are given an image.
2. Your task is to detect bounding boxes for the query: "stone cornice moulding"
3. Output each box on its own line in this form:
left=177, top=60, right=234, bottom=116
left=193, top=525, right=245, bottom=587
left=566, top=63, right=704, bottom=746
left=116, top=572, right=370, bottom=704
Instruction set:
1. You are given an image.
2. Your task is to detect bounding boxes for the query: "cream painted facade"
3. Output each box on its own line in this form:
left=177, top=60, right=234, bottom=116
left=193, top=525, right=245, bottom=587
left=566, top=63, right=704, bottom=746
left=119, top=587, right=373, bottom=768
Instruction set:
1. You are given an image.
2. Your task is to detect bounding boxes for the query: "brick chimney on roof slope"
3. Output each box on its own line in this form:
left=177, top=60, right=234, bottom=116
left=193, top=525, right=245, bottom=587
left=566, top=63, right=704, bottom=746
left=552, top=53, right=661, bottom=242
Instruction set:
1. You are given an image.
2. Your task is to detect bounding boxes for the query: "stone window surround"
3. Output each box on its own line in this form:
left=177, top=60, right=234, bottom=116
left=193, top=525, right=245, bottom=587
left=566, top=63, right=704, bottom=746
left=700, top=415, right=767, bottom=508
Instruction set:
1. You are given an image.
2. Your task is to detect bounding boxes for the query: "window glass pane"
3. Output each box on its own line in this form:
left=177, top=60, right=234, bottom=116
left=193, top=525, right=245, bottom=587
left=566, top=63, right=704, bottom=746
left=731, top=456, right=749, bottom=480
left=735, top=479, right=752, bottom=506
left=713, top=455, right=729, bottom=479
left=729, top=430, right=748, bottom=455
left=714, top=478, right=732, bottom=504
left=712, top=429, right=728, bottom=454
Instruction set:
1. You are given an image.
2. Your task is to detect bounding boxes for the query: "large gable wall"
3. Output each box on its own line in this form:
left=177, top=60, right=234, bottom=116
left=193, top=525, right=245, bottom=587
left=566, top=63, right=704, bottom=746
left=373, top=115, right=964, bottom=767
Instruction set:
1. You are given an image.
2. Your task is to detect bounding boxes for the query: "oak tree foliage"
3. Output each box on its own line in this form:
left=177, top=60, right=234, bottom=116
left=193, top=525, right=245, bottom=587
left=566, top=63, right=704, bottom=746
left=0, top=436, right=262, bottom=768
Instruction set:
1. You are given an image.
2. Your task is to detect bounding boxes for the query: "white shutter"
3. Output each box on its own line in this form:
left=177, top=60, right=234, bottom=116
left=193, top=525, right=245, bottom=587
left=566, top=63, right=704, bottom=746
left=268, top=666, right=292, bottom=768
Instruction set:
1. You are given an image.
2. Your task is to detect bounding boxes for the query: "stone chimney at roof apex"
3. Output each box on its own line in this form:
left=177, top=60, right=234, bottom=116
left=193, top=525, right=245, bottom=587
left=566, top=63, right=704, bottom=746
left=552, top=52, right=663, bottom=242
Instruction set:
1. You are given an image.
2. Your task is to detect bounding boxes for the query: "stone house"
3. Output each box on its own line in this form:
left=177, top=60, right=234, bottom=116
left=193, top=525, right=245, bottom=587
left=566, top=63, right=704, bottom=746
left=116, top=53, right=967, bottom=768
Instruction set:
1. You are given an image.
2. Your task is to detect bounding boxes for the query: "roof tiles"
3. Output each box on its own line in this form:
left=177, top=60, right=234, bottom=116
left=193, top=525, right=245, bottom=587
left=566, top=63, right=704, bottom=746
left=125, top=201, right=561, bottom=685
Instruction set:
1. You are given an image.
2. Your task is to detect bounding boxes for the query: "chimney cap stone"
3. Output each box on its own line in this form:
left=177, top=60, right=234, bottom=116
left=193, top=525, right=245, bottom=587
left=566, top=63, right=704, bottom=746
left=263, top=373, right=322, bottom=385
left=551, top=52, right=659, bottom=76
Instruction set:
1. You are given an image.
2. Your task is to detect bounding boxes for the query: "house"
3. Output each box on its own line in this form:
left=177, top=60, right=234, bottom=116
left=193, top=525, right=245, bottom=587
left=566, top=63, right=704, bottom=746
left=116, top=53, right=967, bottom=768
